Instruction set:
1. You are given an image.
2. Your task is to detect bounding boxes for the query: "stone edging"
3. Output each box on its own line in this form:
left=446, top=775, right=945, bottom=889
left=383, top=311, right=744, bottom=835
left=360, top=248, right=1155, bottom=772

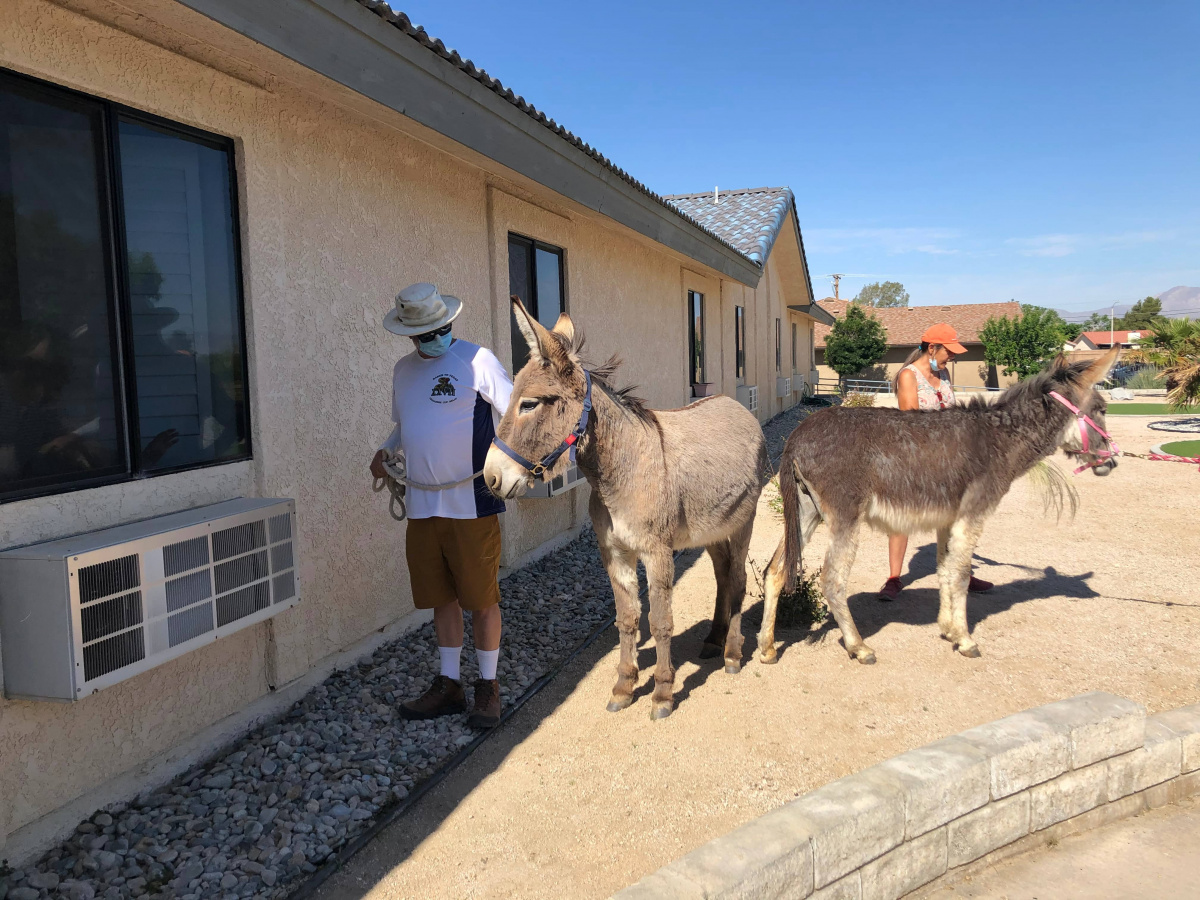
left=612, top=692, right=1200, bottom=900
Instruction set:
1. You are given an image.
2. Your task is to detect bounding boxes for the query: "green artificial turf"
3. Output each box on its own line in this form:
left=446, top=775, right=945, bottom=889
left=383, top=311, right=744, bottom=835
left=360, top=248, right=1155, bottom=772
left=1159, top=440, right=1200, bottom=457
left=1106, top=403, right=1190, bottom=415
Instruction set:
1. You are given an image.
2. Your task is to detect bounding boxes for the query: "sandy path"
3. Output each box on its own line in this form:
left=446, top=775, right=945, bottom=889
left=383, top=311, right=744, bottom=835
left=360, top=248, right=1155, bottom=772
left=314, top=416, right=1200, bottom=900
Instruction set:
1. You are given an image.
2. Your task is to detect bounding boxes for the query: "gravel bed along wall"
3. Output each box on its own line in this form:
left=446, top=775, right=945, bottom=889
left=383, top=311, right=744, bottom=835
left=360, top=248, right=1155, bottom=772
left=0, top=530, right=614, bottom=900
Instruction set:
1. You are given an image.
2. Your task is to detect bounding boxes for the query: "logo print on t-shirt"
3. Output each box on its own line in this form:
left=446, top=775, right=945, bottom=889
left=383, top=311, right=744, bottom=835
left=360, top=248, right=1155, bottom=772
left=430, top=374, right=458, bottom=403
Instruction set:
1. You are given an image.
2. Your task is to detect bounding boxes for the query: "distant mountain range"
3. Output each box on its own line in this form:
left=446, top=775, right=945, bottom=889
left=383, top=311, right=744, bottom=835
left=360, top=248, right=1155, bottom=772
left=1057, top=286, right=1199, bottom=324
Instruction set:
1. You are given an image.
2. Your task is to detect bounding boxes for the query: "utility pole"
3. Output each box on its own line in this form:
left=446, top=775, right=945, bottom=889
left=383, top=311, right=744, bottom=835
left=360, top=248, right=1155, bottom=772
left=1110, top=304, right=1115, bottom=349
left=831, top=274, right=842, bottom=300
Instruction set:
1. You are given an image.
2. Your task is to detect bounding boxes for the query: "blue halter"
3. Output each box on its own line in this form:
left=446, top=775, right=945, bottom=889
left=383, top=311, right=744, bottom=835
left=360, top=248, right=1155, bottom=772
left=492, top=370, right=593, bottom=481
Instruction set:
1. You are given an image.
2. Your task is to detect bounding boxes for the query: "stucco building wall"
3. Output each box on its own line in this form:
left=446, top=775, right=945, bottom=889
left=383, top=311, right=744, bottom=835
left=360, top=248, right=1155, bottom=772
left=0, top=0, right=825, bottom=852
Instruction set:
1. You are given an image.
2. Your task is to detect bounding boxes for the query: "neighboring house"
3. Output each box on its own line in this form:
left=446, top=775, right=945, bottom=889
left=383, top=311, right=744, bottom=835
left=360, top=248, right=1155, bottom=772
left=1068, top=330, right=1143, bottom=351
left=0, top=0, right=829, bottom=861
left=814, top=300, right=1023, bottom=390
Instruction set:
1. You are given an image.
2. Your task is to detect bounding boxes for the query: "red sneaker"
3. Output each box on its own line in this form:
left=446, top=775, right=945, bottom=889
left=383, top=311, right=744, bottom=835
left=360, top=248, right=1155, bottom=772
left=968, top=575, right=994, bottom=593
left=877, top=577, right=903, bottom=602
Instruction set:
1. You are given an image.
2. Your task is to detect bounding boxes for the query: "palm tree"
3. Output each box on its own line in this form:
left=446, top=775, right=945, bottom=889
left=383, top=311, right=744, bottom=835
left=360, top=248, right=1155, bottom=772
left=1126, top=318, right=1200, bottom=407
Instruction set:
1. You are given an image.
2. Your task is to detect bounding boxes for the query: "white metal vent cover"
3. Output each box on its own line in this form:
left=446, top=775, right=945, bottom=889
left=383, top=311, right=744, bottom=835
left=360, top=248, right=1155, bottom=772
left=776, top=377, right=791, bottom=398
left=736, top=385, right=759, bottom=413
left=525, top=463, right=586, bottom=500
left=0, top=498, right=299, bottom=701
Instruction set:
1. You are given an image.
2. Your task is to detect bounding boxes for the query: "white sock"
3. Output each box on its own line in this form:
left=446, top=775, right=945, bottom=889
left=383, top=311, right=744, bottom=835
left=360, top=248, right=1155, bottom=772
left=476, top=648, right=499, bottom=681
left=438, top=646, right=462, bottom=682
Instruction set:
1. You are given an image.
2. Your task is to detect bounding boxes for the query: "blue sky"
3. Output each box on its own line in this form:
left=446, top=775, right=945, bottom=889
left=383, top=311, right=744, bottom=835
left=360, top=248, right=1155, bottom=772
left=401, top=1, right=1200, bottom=314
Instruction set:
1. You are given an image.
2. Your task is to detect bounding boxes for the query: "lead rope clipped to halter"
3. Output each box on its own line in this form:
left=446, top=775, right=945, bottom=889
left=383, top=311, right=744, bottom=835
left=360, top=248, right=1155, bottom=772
left=1048, top=390, right=1200, bottom=474
left=371, top=452, right=485, bottom=522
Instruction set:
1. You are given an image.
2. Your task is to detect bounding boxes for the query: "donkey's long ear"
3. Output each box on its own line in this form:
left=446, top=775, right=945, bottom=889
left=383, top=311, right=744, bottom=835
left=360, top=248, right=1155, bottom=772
left=1082, top=346, right=1121, bottom=388
left=551, top=311, right=575, bottom=344
left=511, top=295, right=551, bottom=365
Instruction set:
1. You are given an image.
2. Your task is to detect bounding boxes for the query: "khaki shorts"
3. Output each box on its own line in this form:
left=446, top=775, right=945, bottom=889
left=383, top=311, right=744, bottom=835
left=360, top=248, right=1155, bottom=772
left=406, top=515, right=502, bottom=612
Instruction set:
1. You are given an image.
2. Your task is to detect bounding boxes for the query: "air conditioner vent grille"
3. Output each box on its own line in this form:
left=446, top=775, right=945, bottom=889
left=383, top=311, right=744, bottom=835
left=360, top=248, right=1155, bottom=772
left=164, top=536, right=209, bottom=577
left=168, top=603, right=215, bottom=646
left=166, top=570, right=213, bottom=613
left=84, top=628, right=145, bottom=681
left=269, top=513, right=292, bottom=543
left=214, top=550, right=269, bottom=595
left=271, top=542, right=294, bottom=573
left=273, top=571, right=296, bottom=603
left=79, top=555, right=140, bottom=604
left=212, top=520, right=266, bottom=562
left=216, top=582, right=270, bottom=627
left=81, top=591, right=143, bottom=643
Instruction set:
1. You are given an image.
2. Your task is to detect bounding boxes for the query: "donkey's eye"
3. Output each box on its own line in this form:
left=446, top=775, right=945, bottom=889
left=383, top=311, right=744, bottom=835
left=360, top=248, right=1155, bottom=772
left=518, top=398, right=539, bottom=414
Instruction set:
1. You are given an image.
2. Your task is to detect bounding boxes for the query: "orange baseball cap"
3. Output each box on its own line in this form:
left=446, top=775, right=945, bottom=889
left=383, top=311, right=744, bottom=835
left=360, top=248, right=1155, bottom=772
left=922, top=323, right=967, bottom=355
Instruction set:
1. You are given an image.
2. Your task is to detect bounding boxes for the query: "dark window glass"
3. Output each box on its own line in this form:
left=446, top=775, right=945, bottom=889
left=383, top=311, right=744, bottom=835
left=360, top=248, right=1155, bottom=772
left=0, top=78, right=125, bottom=498
left=507, top=234, right=564, bottom=373
left=0, top=69, right=249, bottom=503
left=776, top=318, right=782, bottom=373
left=688, top=291, right=705, bottom=384
left=734, top=305, right=745, bottom=380
left=791, top=322, right=797, bottom=371
left=117, top=119, right=247, bottom=471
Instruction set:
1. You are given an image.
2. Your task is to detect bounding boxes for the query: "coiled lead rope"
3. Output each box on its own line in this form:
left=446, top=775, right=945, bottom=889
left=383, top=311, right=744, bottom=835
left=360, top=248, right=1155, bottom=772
left=371, top=452, right=485, bottom=521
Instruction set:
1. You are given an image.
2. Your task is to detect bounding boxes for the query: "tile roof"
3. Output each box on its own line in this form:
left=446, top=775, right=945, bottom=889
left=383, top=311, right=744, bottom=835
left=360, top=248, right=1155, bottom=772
left=663, top=188, right=795, bottom=264
left=355, top=1, right=755, bottom=267
left=1080, top=330, right=1140, bottom=346
left=813, top=300, right=1023, bottom=348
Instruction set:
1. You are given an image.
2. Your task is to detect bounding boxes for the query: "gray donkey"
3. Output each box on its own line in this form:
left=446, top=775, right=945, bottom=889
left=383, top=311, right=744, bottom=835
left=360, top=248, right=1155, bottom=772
left=758, top=347, right=1121, bottom=666
left=484, top=299, right=768, bottom=719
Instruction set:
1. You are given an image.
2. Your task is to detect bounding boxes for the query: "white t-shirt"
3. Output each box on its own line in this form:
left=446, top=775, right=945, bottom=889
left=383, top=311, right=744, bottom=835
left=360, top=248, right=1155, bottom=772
left=379, top=339, right=512, bottom=520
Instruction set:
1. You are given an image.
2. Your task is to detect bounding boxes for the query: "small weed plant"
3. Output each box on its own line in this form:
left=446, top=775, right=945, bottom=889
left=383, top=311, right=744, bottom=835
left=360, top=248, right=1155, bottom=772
left=777, top=567, right=828, bottom=629
left=767, top=476, right=784, bottom=517
left=841, top=391, right=876, bottom=408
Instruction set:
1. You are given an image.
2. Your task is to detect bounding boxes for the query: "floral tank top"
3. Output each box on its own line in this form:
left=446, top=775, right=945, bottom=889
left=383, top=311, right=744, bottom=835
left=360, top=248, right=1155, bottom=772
left=902, top=364, right=955, bottom=411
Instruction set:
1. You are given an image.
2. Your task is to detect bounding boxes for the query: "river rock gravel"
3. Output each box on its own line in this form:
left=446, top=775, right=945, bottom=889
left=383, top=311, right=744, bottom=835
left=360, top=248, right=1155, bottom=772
left=0, top=530, right=614, bottom=900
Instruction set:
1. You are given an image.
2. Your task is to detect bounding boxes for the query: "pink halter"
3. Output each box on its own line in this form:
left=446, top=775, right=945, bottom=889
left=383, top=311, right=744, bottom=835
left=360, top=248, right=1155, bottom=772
left=1048, top=390, right=1120, bottom=474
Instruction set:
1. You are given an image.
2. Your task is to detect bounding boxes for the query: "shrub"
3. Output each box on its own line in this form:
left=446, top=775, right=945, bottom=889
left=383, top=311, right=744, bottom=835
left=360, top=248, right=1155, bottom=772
left=777, top=567, right=828, bottom=629
left=841, top=391, right=876, bottom=408
left=1124, top=367, right=1164, bottom=389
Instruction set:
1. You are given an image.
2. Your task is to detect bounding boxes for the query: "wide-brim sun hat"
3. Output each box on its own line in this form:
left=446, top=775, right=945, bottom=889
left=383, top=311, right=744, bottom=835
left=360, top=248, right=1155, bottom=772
left=922, top=323, right=967, bottom=355
left=383, top=282, right=464, bottom=336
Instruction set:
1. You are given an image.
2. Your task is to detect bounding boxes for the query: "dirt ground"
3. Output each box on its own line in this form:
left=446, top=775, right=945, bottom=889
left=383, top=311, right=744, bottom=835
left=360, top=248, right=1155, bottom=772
left=314, top=416, right=1200, bottom=900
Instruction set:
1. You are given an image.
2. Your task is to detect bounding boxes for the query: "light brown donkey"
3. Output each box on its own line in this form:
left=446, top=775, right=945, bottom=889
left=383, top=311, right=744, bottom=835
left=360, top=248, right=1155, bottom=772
left=484, top=299, right=769, bottom=719
left=757, top=348, right=1121, bottom=667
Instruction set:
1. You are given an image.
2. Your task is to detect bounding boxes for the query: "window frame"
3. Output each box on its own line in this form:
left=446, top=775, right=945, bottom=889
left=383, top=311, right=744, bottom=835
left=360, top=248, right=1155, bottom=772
left=0, top=66, right=252, bottom=505
left=734, top=305, right=745, bottom=380
left=687, top=290, right=705, bottom=385
left=507, top=232, right=566, bottom=374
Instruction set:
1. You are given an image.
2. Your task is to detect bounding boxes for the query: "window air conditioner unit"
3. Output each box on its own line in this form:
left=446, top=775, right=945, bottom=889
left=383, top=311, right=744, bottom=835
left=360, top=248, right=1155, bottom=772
left=792, top=374, right=805, bottom=394
left=736, top=385, right=759, bottom=413
left=0, top=498, right=299, bottom=702
left=524, top=464, right=586, bottom=500
left=776, top=377, right=791, bottom=398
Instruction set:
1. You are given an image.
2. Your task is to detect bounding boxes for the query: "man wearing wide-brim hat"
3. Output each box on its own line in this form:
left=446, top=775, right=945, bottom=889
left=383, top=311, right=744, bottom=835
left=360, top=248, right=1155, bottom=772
left=370, top=283, right=513, bottom=728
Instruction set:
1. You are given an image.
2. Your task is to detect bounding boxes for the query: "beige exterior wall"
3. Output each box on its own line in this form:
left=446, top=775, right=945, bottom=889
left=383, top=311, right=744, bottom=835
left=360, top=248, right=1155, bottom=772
left=816, top=346, right=1017, bottom=392
left=0, top=0, right=825, bottom=853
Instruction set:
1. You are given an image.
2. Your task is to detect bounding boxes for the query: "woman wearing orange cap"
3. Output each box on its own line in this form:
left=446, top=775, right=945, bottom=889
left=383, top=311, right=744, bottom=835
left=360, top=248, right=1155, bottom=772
left=877, top=323, right=994, bottom=601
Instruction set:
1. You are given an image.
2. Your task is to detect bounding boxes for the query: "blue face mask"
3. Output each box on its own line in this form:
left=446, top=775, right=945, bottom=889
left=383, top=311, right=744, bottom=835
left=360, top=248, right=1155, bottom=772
left=929, top=356, right=940, bottom=373
left=418, top=330, right=453, bottom=357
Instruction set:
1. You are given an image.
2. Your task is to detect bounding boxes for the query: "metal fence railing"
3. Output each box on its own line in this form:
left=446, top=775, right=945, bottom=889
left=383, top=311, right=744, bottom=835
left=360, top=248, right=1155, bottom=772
left=816, top=377, right=1003, bottom=397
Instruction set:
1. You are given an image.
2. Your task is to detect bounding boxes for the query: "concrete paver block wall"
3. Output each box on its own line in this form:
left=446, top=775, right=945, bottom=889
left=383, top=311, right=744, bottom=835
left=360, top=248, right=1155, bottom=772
left=613, top=693, right=1200, bottom=900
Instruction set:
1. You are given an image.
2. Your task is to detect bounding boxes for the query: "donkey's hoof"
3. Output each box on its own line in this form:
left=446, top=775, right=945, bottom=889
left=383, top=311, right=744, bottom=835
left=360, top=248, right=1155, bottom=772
left=758, top=647, right=779, bottom=665
left=724, top=662, right=742, bottom=675
left=957, top=644, right=982, bottom=659
left=698, top=642, right=722, bottom=659
left=854, top=649, right=877, bottom=665
left=606, top=695, right=633, bottom=713
left=649, top=703, right=674, bottom=720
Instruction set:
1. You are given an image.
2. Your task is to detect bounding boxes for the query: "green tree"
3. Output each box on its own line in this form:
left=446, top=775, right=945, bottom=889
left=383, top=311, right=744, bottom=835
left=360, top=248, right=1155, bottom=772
left=1126, top=317, right=1200, bottom=408
left=825, top=305, right=888, bottom=384
left=1116, top=296, right=1163, bottom=331
left=853, top=281, right=910, bottom=308
left=979, top=306, right=1070, bottom=380
left=1078, top=312, right=1111, bottom=333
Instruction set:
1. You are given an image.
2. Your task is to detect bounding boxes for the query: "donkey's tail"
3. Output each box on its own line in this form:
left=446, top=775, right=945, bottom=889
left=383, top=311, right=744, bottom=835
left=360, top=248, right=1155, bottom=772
left=779, top=447, right=817, bottom=595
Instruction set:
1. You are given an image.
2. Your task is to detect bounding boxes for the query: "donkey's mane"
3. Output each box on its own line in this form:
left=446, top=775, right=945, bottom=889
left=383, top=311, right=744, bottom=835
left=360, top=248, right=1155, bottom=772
left=964, top=356, right=1094, bottom=413
left=549, top=327, right=654, bottom=424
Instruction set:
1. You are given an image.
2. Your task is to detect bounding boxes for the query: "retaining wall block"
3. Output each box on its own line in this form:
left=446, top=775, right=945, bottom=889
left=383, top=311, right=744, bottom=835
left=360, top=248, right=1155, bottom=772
left=858, top=826, right=947, bottom=900
left=1028, top=691, right=1146, bottom=768
left=1107, top=719, right=1182, bottom=801
left=1029, top=760, right=1108, bottom=831
left=610, top=869, right=705, bottom=900
left=956, top=710, right=1071, bottom=799
left=810, top=872, right=861, bottom=900
left=946, top=790, right=1031, bottom=868
left=1151, top=704, right=1200, bottom=773
left=663, top=807, right=815, bottom=900
left=783, top=774, right=905, bottom=889
left=864, top=737, right=990, bottom=840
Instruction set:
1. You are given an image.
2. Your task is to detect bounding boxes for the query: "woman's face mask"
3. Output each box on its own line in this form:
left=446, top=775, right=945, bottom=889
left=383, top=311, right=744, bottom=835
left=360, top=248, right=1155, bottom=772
left=416, top=326, right=453, bottom=357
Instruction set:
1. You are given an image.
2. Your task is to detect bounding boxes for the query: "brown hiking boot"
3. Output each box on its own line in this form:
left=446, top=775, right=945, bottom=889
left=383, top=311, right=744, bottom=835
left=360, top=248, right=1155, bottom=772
left=878, top=577, right=903, bottom=602
left=468, top=678, right=501, bottom=729
left=399, top=675, right=465, bottom=720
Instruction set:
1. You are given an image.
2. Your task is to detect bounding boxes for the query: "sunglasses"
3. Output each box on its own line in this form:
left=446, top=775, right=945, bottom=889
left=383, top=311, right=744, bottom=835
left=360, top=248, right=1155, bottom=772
left=416, top=324, right=452, bottom=343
